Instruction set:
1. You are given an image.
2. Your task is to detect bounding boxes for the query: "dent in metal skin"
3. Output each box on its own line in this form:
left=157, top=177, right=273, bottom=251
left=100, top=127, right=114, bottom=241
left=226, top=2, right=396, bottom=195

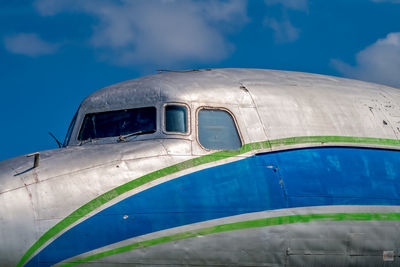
left=1, top=69, right=400, bottom=266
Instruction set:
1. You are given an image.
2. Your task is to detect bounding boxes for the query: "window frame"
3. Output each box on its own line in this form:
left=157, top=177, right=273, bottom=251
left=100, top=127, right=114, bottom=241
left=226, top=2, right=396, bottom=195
left=195, top=106, right=243, bottom=151
left=162, top=102, right=191, bottom=136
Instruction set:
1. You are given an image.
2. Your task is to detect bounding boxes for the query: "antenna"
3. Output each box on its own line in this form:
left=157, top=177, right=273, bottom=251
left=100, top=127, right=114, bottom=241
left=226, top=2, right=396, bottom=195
left=48, top=132, right=62, bottom=148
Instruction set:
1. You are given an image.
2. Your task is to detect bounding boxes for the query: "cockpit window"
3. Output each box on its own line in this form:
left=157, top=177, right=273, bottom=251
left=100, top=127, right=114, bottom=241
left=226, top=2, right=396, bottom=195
left=165, top=105, right=188, bottom=133
left=198, top=109, right=242, bottom=150
left=63, top=111, right=77, bottom=147
left=78, top=107, right=156, bottom=141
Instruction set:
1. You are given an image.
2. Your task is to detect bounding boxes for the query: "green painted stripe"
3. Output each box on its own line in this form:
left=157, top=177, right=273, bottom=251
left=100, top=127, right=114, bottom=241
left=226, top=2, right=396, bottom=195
left=18, top=136, right=400, bottom=267
left=61, top=212, right=400, bottom=266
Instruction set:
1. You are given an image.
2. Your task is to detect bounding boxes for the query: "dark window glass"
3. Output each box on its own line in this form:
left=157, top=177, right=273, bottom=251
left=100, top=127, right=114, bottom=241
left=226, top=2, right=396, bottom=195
left=63, top=111, right=77, bottom=147
left=198, top=109, right=241, bottom=150
left=78, top=107, right=156, bottom=141
left=165, top=105, right=187, bottom=133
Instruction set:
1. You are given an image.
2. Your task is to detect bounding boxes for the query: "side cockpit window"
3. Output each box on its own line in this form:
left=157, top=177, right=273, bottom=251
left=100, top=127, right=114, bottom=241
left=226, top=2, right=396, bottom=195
left=78, top=107, right=156, bottom=141
left=198, top=109, right=242, bottom=150
left=164, top=104, right=188, bottom=134
left=63, top=111, right=77, bottom=147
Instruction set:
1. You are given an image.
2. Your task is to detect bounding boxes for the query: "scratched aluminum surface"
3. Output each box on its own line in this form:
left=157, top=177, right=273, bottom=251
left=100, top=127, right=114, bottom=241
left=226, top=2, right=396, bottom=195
left=1, top=69, right=400, bottom=266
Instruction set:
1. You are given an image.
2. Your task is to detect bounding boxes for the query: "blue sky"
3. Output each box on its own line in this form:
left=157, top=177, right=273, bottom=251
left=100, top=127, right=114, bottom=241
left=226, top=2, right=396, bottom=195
left=1, top=0, right=400, bottom=161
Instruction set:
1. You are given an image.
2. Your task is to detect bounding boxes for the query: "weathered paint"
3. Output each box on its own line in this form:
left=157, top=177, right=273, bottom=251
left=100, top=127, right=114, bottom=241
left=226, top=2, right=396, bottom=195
left=1, top=69, right=400, bottom=267
left=16, top=136, right=400, bottom=267
left=61, top=212, right=400, bottom=267
left=25, top=145, right=400, bottom=266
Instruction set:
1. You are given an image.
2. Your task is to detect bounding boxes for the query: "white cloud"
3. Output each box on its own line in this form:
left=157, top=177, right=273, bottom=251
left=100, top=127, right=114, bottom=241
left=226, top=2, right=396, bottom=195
left=34, top=0, right=74, bottom=16
left=3, top=33, right=58, bottom=57
left=34, top=0, right=248, bottom=67
left=371, top=0, right=400, bottom=3
left=332, top=32, right=400, bottom=87
left=263, top=0, right=306, bottom=43
left=264, top=17, right=300, bottom=43
left=264, top=0, right=308, bottom=11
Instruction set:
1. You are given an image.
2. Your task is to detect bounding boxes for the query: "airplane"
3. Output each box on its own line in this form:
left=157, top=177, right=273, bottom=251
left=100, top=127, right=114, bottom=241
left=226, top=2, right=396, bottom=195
left=1, top=68, right=400, bottom=266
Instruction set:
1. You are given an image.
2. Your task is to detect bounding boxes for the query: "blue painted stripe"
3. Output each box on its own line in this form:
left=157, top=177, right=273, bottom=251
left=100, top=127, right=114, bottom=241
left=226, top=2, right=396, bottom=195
left=27, top=147, right=400, bottom=266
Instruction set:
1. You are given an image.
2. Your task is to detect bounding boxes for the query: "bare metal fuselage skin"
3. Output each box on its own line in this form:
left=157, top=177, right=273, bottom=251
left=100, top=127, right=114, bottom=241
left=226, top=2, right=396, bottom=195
left=1, top=69, right=400, bottom=266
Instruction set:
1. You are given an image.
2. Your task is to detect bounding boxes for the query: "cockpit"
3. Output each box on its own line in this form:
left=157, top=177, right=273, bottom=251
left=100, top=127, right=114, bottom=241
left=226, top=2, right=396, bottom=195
left=63, top=103, right=242, bottom=151
left=60, top=69, right=253, bottom=151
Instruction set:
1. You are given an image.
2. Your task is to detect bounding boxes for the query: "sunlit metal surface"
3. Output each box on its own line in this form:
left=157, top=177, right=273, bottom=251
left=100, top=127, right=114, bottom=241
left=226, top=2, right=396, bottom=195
left=1, top=69, right=400, bottom=266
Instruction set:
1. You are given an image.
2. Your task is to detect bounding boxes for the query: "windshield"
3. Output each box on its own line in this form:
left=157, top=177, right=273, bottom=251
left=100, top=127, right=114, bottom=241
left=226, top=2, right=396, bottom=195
left=63, top=111, right=77, bottom=147
left=78, top=107, right=156, bottom=141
